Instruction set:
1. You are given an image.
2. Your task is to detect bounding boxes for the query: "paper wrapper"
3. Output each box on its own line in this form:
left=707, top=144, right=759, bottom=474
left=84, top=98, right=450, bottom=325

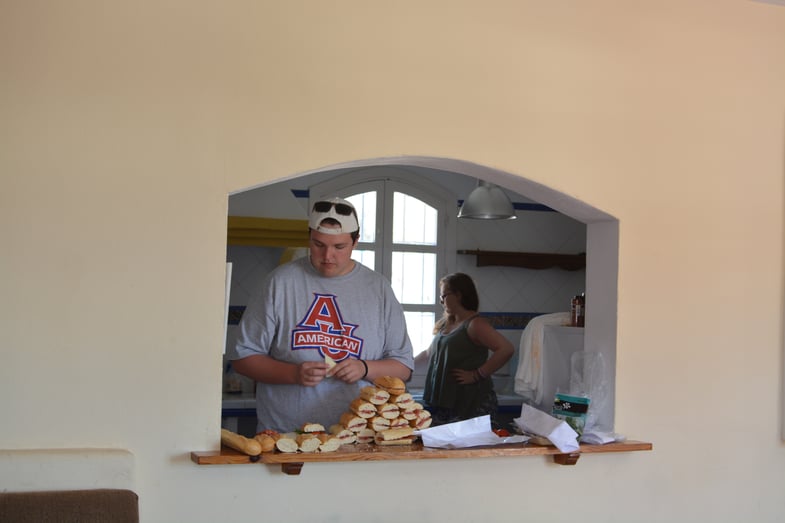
left=416, top=415, right=529, bottom=449
left=513, top=404, right=579, bottom=453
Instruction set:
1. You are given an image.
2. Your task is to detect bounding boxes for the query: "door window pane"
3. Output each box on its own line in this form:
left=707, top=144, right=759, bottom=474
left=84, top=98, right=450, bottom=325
left=393, top=192, right=437, bottom=245
left=391, top=252, right=436, bottom=305
left=404, top=311, right=436, bottom=358
left=352, top=249, right=375, bottom=271
left=347, top=192, right=376, bottom=243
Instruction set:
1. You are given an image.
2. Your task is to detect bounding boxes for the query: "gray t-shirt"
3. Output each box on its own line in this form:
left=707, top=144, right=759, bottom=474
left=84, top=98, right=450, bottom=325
left=233, top=256, right=414, bottom=432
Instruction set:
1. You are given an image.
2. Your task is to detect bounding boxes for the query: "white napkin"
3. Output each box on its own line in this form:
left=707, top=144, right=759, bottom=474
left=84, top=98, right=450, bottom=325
left=580, top=430, right=625, bottom=445
left=514, top=404, right=579, bottom=453
left=416, top=415, right=529, bottom=449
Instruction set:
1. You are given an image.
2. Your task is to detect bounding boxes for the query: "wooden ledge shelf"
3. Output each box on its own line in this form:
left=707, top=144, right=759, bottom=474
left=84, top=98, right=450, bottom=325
left=191, top=440, right=652, bottom=475
left=457, top=249, right=586, bottom=271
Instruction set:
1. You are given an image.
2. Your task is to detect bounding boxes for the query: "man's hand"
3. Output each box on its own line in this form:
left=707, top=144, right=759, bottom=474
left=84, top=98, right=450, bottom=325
left=298, top=361, right=330, bottom=386
left=327, top=358, right=367, bottom=384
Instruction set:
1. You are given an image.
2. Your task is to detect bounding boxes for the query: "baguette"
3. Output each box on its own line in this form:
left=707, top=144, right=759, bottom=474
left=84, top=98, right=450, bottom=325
left=221, top=428, right=262, bottom=456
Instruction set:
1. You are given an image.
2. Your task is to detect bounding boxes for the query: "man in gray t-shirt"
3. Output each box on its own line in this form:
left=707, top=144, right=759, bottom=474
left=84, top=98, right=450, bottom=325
left=232, top=197, right=414, bottom=432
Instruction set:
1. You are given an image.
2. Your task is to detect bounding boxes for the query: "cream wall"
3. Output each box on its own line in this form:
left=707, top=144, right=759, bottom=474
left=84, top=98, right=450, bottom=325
left=2, top=1, right=784, bottom=522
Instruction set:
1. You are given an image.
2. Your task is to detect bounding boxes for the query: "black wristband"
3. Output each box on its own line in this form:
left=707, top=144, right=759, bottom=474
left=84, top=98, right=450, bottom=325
left=359, top=359, right=369, bottom=379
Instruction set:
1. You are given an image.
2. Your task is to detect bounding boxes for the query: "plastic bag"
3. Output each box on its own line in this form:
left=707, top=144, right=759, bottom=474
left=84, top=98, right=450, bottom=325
left=568, top=350, right=610, bottom=433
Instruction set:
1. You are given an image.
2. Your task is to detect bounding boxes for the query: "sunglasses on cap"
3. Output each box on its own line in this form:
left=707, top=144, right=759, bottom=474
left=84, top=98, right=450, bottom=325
left=312, top=201, right=356, bottom=216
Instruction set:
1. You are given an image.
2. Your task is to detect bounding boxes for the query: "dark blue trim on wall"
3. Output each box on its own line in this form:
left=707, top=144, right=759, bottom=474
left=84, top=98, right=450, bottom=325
left=291, top=189, right=309, bottom=199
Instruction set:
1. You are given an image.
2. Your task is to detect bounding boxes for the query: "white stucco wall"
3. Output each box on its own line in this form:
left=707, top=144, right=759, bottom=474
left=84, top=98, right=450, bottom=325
left=2, top=1, right=784, bottom=522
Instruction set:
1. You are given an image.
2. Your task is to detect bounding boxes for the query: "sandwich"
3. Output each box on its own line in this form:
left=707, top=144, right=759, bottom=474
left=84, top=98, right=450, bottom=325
left=349, top=398, right=377, bottom=419
left=316, top=433, right=342, bottom=452
left=329, top=424, right=357, bottom=444
left=324, top=355, right=337, bottom=377
left=412, top=409, right=433, bottom=429
left=355, top=427, right=376, bottom=444
left=376, top=402, right=400, bottom=420
left=339, top=412, right=368, bottom=432
left=374, top=427, right=416, bottom=446
left=389, top=392, right=414, bottom=408
left=369, top=415, right=391, bottom=432
left=373, top=376, right=406, bottom=396
left=359, top=386, right=391, bottom=405
left=389, top=416, right=409, bottom=429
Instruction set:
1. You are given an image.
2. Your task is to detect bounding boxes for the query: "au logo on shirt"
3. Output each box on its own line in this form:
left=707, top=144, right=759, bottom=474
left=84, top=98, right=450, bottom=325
left=291, top=293, right=363, bottom=361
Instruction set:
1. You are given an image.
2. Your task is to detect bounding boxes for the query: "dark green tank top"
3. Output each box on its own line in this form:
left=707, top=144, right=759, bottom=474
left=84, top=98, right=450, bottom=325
left=422, top=315, right=494, bottom=412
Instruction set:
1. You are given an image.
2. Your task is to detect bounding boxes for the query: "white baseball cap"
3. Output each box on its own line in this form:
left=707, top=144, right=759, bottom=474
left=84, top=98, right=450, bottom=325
left=309, top=198, right=359, bottom=235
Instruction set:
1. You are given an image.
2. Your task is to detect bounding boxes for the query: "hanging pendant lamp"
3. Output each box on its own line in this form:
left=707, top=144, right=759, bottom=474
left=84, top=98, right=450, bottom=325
left=457, top=180, right=517, bottom=220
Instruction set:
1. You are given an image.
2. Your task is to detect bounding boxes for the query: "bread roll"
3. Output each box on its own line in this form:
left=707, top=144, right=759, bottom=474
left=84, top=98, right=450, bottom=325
left=253, top=433, right=276, bottom=453
left=300, top=422, right=325, bottom=433
left=273, top=433, right=299, bottom=453
left=297, top=433, right=321, bottom=453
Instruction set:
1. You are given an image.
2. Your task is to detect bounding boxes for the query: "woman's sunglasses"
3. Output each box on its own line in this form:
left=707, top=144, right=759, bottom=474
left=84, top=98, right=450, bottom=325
left=313, top=201, right=355, bottom=216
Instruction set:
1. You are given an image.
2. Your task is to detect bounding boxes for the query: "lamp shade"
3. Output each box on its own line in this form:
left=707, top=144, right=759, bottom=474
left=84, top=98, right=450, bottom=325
left=457, top=181, right=517, bottom=220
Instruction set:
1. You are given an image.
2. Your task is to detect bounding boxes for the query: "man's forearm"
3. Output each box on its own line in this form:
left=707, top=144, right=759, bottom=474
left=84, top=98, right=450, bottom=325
left=232, top=354, right=299, bottom=384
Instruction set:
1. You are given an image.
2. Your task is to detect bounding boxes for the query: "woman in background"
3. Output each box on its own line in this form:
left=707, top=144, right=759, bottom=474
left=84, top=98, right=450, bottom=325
left=417, top=272, right=515, bottom=427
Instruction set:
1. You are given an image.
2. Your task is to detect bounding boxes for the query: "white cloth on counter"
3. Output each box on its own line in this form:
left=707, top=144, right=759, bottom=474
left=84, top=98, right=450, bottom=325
left=513, top=312, right=571, bottom=407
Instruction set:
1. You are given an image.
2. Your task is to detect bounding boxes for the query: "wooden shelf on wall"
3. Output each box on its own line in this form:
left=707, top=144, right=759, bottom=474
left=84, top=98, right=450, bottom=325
left=191, top=440, right=652, bottom=475
left=457, top=250, right=586, bottom=271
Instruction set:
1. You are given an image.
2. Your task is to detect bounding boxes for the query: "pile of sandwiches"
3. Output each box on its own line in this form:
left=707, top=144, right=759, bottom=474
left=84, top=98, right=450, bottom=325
left=255, top=375, right=433, bottom=453
left=332, top=375, right=432, bottom=446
